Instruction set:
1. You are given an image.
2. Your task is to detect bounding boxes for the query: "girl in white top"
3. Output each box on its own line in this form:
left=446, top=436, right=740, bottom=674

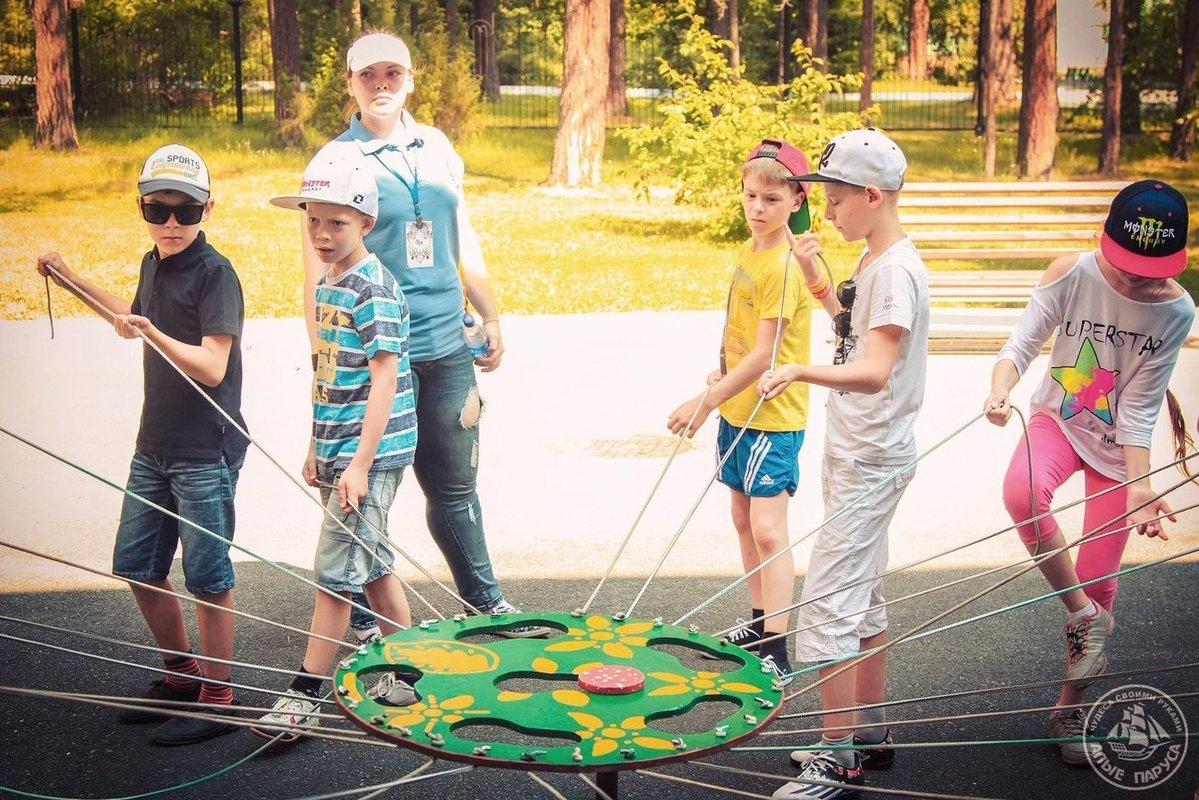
left=984, top=179, right=1195, bottom=765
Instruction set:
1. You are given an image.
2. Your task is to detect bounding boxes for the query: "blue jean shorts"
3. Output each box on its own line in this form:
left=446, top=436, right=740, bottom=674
left=315, top=467, right=402, bottom=592
left=112, top=450, right=244, bottom=596
left=716, top=419, right=804, bottom=497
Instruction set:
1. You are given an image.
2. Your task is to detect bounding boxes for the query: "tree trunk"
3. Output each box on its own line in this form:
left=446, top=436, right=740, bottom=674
left=1098, top=0, right=1125, bottom=176
left=906, top=0, right=929, bottom=79
left=980, top=0, right=999, bottom=177
left=447, top=0, right=460, bottom=52
left=776, top=0, right=790, bottom=84
left=860, top=0, right=874, bottom=114
left=796, top=0, right=825, bottom=69
left=706, top=0, right=740, bottom=69
left=814, top=0, right=827, bottom=69
left=607, top=0, right=627, bottom=117
left=472, top=0, right=500, bottom=102
left=31, top=0, right=77, bottom=151
left=993, top=0, right=1017, bottom=104
left=268, top=0, right=303, bottom=146
left=1171, top=0, right=1198, bottom=159
left=1120, top=0, right=1143, bottom=134
left=345, top=0, right=362, bottom=35
left=1016, top=0, right=1057, bottom=179
left=548, top=0, right=609, bottom=187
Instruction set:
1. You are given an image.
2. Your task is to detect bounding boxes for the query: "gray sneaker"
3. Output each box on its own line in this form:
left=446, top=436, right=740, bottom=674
left=1049, top=709, right=1100, bottom=766
left=250, top=689, right=320, bottom=742
left=482, top=600, right=553, bottom=639
left=368, top=672, right=418, bottom=707
left=1064, top=606, right=1114, bottom=688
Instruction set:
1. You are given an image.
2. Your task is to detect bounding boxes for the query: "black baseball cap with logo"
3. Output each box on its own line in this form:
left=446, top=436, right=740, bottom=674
left=1099, top=180, right=1188, bottom=279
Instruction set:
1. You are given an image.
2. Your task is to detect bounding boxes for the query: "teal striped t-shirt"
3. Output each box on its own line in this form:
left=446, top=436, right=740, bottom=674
left=313, top=253, right=416, bottom=478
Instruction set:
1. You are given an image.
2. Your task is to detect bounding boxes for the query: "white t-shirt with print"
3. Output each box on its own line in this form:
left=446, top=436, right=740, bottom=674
left=825, top=237, right=930, bottom=464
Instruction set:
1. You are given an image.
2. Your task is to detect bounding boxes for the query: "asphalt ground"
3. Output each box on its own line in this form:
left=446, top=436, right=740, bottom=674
left=2, top=313, right=1198, bottom=799
left=1, top=564, right=1197, bottom=800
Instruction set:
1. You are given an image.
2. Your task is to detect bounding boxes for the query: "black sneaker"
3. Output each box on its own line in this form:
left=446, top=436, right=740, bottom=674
left=150, top=704, right=239, bottom=746
left=117, top=679, right=201, bottom=724
left=774, top=751, right=864, bottom=798
left=702, top=618, right=762, bottom=659
left=790, top=729, right=893, bottom=771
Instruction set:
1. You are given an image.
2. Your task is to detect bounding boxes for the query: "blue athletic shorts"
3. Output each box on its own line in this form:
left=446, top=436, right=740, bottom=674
left=716, top=419, right=804, bottom=497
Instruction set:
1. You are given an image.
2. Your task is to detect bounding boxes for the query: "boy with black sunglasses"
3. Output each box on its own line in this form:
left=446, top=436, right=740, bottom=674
left=758, top=129, right=929, bottom=800
left=37, top=143, right=248, bottom=746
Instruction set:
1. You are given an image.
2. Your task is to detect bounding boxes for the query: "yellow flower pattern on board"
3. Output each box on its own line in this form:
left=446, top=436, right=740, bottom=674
left=645, top=670, right=762, bottom=697
left=381, top=640, right=500, bottom=674
left=544, top=615, right=655, bottom=659
left=568, top=712, right=677, bottom=757
left=382, top=693, right=489, bottom=734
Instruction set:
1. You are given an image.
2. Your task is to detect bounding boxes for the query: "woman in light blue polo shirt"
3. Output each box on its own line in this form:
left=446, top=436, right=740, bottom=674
left=301, top=31, right=525, bottom=623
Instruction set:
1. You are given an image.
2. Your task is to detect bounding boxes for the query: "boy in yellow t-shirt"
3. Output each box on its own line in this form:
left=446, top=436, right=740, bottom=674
left=668, top=139, right=837, bottom=680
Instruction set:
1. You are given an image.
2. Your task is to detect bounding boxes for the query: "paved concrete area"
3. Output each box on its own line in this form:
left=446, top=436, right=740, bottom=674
left=1, top=312, right=1198, bottom=799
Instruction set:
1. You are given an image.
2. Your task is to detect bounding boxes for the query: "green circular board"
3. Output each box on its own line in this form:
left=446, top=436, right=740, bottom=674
left=333, top=610, right=784, bottom=772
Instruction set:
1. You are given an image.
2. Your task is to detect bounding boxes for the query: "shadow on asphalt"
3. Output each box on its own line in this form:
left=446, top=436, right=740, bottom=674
left=2, top=563, right=1197, bottom=799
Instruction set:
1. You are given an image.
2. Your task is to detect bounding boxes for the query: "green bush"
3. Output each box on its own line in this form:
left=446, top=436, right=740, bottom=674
left=620, top=6, right=871, bottom=239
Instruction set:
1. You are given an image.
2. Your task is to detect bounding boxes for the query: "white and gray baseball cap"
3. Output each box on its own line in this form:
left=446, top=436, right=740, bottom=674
left=138, top=144, right=210, bottom=202
left=270, top=159, right=379, bottom=218
left=790, top=128, right=908, bottom=191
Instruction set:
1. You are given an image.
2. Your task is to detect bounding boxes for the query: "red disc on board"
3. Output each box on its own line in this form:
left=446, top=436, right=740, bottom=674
left=578, top=665, right=646, bottom=695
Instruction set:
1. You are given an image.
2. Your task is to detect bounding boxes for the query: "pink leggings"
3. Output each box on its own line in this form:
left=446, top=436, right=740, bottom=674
left=1002, top=413, right=1129, bottom=612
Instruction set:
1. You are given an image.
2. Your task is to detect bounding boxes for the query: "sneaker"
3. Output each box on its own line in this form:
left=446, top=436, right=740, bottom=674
left=117, top=678, right=201, bottom=724
left=480, top=600, right=552, bottom=639
left=367, top=672, right=418, bottom=707
left=1049, top=709, right=1100, bottom=766
left=791, top=729, right=894, bottom=771
left=773, top=751, right=864, bottom=798
left=702, top=618, right=762, bottom=659
left=353, top=625, right=382, bottom=643
left=250, top=689, right=321, bottom=742
left=150, top=704, right=238, bottom=746
left=1065, top=606, right=1114, bottom=688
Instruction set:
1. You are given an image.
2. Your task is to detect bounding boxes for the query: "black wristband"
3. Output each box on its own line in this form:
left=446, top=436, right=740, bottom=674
left=311, top=353, right=318, bottom=371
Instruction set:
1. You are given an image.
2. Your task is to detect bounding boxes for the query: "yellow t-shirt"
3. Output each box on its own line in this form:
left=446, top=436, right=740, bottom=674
left=718, top=240, right=812, bottom=431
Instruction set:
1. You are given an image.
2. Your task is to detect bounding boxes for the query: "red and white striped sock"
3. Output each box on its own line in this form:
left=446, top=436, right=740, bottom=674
left=198, top=679, right=233, bottom=706
left=163, top=653, right=202, bottom=689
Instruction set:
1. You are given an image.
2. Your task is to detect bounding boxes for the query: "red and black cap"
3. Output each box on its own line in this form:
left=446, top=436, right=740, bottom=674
left=1099, top=180, right=1188, bottom=279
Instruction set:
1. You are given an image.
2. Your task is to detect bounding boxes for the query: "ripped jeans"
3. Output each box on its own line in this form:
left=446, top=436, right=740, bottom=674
left=400, top=344, right=502, bottom=612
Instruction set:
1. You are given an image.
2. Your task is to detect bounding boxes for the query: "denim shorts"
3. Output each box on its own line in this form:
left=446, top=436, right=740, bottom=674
left=315, top=467, right=402, bottom=592
left=112, top=450, right=244, bottom=596
left=716, top=419, right=804, bottom=497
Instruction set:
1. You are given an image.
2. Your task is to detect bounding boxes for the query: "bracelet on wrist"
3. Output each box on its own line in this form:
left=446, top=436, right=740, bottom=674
left=811, top=282, right=832, bottom=300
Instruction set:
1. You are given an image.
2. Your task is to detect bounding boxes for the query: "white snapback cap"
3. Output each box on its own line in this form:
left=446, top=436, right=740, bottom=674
left=270, top=159, right=379, bottom=218
left=793, top=128, right=908, bottom=191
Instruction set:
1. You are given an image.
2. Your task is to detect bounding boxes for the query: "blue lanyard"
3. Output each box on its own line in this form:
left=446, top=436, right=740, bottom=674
left=372, top=141, right=423, bottom=221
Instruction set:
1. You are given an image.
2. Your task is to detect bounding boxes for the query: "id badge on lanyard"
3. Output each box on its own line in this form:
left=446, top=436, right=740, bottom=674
left=374, top=145, right=435, bottom=268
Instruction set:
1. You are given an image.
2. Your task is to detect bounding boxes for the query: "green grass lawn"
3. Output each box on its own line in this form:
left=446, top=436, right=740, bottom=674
left=1, top=120, right=1195, bottom=320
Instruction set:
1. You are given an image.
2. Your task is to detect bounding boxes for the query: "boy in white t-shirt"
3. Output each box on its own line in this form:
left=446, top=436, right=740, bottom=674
left=758, top=129, right=929, bottom=800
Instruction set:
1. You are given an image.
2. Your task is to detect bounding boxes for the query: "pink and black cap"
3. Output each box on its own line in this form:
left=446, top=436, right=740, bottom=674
left=745, top=138, right=812, bottom=233
left=1099, top=180, right=1188, bottom=279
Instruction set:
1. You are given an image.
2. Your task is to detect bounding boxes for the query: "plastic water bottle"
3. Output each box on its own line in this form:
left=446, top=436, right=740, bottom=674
left=462, top=312, right=489, bottom=358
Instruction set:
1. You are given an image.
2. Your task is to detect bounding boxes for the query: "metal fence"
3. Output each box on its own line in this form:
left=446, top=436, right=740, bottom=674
left=1, top=3, right=1174, bottom=134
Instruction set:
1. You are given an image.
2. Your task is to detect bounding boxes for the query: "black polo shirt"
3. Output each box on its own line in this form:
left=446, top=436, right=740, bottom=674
left=130, top=231, right=249, bottom=461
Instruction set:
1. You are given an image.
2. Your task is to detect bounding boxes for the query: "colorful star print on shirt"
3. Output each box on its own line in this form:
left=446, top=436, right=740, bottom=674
left=1050, top=337, right=1119, bottom=424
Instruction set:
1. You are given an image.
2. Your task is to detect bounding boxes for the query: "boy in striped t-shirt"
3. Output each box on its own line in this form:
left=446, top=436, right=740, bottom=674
left=253, top=160, right=418, bottom=741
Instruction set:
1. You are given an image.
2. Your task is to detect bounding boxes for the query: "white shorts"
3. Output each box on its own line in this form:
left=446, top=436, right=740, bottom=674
left=794, top=453, right=915, bottom=662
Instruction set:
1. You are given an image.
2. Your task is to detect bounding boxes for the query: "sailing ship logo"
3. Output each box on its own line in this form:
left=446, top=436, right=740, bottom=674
left=1106, top=702, right=1172, bottom=761
left=1086, top=684, right=1188, bottom=791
